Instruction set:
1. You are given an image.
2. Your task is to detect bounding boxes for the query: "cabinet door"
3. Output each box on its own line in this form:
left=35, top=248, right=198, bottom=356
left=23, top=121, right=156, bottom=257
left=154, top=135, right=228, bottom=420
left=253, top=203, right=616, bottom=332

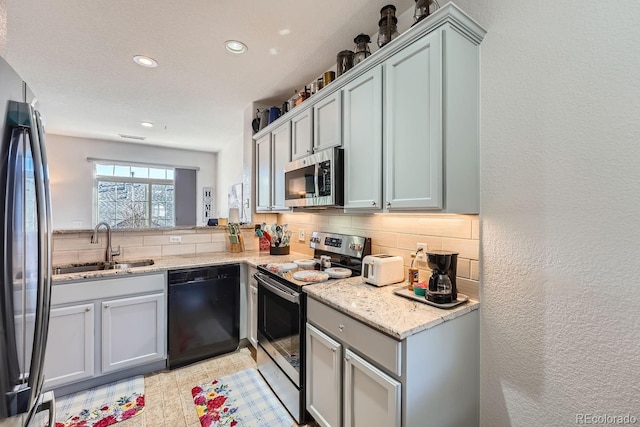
left=344, top=349, right=401, bottom=427
left=343, top=65, right=383, bottom=210
left=314, top=91, right=342, bottom=152
left=255, top=134, right=272, bottom=211
left=271, top=122, right=291, bottom=211
left=306, top=324, right=342, bottom=427
left=291, top=109, right=313, bottom=160
left=101, top=293, right=165, bottom=373
left=384, top=30, right=443, bottom=210
left=249, top=284, right=258, bottom=349
left=43, top=303, right=95, bottom=389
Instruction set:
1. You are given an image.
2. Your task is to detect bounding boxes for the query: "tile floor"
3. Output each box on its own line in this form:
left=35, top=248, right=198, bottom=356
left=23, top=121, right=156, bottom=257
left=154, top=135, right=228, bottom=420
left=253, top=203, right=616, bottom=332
left=115, top=347, right=318, bottom=427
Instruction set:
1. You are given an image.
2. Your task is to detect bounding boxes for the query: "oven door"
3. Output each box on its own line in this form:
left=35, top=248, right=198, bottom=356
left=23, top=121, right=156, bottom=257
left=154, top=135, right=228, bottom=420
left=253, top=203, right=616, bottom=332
left=255, top=273, right=303, bottom=386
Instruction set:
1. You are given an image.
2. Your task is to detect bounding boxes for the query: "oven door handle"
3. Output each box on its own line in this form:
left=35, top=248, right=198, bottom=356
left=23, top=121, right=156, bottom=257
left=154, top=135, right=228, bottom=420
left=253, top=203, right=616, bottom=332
left=255, top=273, right=299, bottom=304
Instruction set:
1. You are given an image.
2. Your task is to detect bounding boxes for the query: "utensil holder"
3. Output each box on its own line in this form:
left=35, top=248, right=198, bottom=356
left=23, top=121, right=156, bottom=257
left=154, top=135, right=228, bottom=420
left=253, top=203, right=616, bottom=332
left=270, top=246, right=290, bottom=255
left=230, top=234, right=245, bottom=253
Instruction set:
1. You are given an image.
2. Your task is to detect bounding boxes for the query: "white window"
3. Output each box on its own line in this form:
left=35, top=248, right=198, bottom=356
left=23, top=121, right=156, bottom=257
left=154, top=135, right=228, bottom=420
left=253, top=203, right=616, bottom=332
left=94, top=163, right=175, bottom=228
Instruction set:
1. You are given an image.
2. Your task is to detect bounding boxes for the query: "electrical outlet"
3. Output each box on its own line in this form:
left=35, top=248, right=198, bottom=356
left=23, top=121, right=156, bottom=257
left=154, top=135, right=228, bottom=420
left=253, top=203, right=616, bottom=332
left=169, top=236, right=182, bottom=243
left=416, top=243, right=428, bottom=261
left=298, top=229, right=305, bottom=242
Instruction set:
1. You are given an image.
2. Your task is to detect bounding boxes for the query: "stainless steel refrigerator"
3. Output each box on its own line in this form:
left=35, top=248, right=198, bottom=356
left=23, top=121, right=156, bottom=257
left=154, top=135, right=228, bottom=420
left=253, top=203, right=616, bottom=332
left=0, top=57, right=55, bottom=427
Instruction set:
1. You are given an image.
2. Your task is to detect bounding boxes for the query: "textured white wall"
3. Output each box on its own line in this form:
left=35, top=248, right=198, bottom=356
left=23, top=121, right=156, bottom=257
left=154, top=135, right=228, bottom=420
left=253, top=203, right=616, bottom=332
left=46, top=134, right=216, bottom=229
left=0, top=0, right=6, bottom=58
left=215, top=138, right=243, bottom=219
left=446, top=1, right=640, bottom=425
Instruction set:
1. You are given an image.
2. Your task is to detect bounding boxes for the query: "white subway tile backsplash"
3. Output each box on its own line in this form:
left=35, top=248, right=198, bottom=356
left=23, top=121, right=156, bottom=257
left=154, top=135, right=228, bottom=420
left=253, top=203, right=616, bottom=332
left=78, top=248, right=110, bottom=263
left=162, top=244, right=196, bottom=256
left=196, top=242, right=227, bottom=253
left=396, top=234, right=442, bottom=252
left=52, top=251, right=79, bottom=265
left=179, top=234, right=212, bottom=244
left=279, top=212, right=480, bottom=297
left=442, top=237, right=479, bottom=260
left=470, top=260, right=480, bottom=281
left=54, top=236, right=105, bottom=251
left=121, top=246, right=162, bottom=259
left=457, top=258, right=471, bottom=279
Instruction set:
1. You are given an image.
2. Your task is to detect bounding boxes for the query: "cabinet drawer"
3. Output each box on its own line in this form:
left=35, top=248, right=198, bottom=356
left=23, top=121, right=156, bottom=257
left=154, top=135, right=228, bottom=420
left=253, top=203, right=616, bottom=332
left=52, top=273, right=165, bottom=305
left=307, top=297, right=401, bottom=376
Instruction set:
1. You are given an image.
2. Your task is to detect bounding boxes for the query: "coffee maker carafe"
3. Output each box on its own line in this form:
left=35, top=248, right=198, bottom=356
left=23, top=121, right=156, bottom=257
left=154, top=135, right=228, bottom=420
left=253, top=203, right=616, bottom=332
left=425, top=251, right=458, bottom=304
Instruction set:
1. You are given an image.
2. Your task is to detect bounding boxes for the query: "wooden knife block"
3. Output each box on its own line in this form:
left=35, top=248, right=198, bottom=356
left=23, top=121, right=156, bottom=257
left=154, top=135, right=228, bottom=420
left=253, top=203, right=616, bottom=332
left=229, top=234, right=245, bottom=253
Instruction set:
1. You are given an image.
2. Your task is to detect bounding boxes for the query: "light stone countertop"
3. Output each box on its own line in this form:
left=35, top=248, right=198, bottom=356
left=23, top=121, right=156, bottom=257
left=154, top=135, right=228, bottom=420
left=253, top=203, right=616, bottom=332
left=52, top=251, right=479, bottom=340
left=303, top=277, right=479, bottom=340
left=51, top=250, right=308, bottom=283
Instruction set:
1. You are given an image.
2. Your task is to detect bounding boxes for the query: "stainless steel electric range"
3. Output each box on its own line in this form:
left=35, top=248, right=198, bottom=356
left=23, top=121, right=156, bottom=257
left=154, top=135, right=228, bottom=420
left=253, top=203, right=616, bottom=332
left=254, top=231, right=371, bottom=424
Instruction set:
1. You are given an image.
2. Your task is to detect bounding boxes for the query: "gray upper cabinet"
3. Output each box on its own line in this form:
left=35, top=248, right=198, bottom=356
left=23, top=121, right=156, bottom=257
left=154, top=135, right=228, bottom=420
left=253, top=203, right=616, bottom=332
left=384, top=30, right=443, bottom=211
left=254, top=4, right=485, bottom=214
left=313, top=91, right=342, bottom=153
left=291, top=108, right=313, bottom=160
left=343, top=65, right=383, bottom=210
left=255, top=122, right=291, bottom=212
left=255, top=134, right=272, bottom=212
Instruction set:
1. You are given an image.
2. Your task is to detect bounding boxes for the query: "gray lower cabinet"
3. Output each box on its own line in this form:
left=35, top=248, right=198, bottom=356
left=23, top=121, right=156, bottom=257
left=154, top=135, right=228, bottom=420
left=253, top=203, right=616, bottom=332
left=306, top=324, right=342, bottom=427
left=343, top=349, right=401, bottom=427
left=306, top=297, right=479, bottom=427
left=101, top=293, right=165, bottom=373
left=43, top=303, right=95, bottom=389
left=306, top=298, right=402, bottom=427
left=247, top=266, right=258, bottom=349
left=44, top=273, right=166, bottom=390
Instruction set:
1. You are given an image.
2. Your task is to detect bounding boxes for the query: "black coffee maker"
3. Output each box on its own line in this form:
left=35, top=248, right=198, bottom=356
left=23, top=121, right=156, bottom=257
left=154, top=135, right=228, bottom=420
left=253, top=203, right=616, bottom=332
left=426, top=250, right=458, bottom=304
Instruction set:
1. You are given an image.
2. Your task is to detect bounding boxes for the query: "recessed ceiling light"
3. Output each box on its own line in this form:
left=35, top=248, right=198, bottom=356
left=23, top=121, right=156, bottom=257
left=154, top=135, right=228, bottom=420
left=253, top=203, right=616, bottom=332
left=140, top=121, right=154, bottom=128
left=133, top=55, right=158, bottom=68
left=278, top=29, right=291, bottom=36
left=224, top=40, right=247, bottom=54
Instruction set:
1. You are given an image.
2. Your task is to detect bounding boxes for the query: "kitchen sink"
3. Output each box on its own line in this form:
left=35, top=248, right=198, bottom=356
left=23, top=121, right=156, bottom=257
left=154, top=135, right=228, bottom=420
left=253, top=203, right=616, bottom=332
left=52, top=259, right=154, bottom=275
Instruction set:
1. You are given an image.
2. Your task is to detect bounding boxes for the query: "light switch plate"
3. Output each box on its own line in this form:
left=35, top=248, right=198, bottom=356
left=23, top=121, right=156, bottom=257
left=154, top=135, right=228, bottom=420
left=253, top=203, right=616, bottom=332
left=298, top=229, right=305, bottom=242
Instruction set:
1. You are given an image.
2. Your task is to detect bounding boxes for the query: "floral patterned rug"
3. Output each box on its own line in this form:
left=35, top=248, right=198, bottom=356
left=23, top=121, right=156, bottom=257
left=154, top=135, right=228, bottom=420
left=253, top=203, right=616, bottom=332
left=47, top=376, right=145, bottom=427
left=191, top=368, right=294, bottom=427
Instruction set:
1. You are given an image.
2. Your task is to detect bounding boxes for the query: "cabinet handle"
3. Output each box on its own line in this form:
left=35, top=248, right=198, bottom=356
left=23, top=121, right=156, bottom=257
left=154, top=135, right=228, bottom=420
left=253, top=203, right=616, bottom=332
left=372, top=201, right=376, bottom=206
left=386, top=202, right=391, bottom=207
left=338, top=324, right=345, bottom=332
left=345, top=356, right=351, bottom=362
left=104, top=304, right=109, bottom=309
left=85, top=307, right=91, bottom=312
left=332, top=348, right=337, bottom=353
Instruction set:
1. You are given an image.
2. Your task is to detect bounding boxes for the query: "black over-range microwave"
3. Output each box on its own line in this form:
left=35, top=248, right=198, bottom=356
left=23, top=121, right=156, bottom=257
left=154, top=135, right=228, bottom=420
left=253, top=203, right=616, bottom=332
left=283, top=147, right=344, bottom=208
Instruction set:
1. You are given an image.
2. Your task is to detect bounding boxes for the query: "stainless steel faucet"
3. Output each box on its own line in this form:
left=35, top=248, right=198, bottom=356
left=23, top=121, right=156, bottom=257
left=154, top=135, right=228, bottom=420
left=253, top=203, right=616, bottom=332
left=91, top=222, right=121, bottom=263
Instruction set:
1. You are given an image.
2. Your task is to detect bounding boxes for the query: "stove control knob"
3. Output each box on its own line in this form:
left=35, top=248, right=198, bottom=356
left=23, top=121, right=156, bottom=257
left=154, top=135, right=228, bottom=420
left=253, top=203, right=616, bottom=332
left=349, top=243, right=363, bottom=251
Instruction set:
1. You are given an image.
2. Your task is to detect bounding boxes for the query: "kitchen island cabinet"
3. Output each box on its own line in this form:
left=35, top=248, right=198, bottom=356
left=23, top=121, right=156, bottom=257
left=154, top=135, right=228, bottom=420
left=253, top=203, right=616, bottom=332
left=305, top=280, right=479, bottom=427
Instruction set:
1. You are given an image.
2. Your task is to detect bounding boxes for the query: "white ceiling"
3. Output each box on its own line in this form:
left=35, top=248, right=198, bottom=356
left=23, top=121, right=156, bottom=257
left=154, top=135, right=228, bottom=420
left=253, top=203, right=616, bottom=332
left=4, top=0, right=414, bottom=152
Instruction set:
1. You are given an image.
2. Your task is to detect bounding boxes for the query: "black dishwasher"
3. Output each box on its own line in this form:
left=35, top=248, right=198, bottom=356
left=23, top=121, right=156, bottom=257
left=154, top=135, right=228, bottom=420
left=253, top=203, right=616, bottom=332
left=168, top=264, right=240, bottom=369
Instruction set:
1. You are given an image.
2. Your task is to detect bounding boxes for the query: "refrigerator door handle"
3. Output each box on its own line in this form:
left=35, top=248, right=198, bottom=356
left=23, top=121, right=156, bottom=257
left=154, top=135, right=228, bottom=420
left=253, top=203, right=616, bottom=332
left=23, top=104, right=52, bottom=414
